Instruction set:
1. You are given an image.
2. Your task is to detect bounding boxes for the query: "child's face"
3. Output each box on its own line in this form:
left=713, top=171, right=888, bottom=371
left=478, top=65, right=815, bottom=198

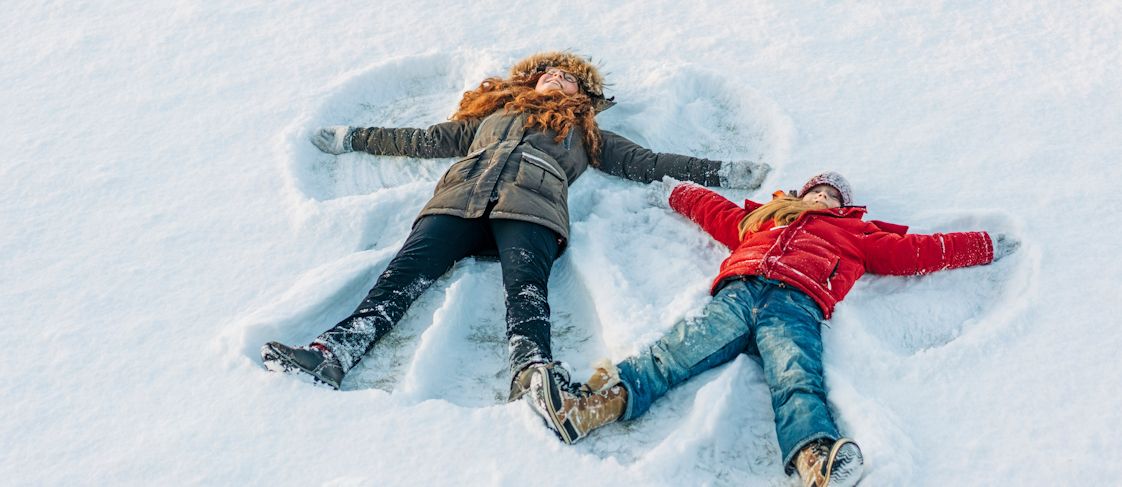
left=802, top=184, right=843, bottom=209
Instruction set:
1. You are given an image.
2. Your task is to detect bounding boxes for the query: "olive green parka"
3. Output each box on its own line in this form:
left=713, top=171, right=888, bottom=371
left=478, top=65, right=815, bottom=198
left=350, top=109, right=726, bottom=249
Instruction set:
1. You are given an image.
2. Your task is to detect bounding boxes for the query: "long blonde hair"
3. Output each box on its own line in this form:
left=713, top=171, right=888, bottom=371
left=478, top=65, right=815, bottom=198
left=450, top=75, right=602, bottom=166
left=738, top=193, right=826, bottom=240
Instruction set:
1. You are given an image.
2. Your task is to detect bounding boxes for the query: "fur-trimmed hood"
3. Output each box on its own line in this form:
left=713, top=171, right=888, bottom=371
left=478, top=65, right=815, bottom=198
left=509, top=51, right=615, bottom=112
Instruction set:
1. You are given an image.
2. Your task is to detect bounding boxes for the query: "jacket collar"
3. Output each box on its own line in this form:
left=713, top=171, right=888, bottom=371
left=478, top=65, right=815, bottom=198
left=806, top=206, right=867, bottom=219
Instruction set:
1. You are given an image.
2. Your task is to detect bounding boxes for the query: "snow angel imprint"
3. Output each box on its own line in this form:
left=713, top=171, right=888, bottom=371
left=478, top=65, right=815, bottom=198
left=523, top=172, right=1020, bottom=487
left=260, top=51, right=771, bottom=400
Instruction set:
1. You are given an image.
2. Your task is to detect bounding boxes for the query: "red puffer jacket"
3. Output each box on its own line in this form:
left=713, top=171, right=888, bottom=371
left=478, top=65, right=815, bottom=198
left=669, top=184, right=994, bottom=318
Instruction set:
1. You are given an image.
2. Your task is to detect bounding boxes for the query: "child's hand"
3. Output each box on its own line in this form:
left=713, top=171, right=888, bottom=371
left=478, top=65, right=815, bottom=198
left=645, top=176, right=683, bottom=209
left=991, top=233, right=1021, bottom=262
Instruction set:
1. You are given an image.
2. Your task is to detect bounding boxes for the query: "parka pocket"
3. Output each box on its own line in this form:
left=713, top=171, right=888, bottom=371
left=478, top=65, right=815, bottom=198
left=516, top=152, right=567, bottom=200
left=440, top=148, right=486, bottom=186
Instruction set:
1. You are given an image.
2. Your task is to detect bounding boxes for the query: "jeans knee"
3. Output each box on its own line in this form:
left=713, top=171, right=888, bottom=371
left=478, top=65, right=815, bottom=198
left=774, top=367, right=826, bottom=393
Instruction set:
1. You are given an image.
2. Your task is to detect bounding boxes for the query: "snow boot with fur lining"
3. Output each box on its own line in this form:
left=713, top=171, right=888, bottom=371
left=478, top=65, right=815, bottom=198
left=795, top=438, right=864, bottom=487
left=261, top=341, right=345, bottom=390
left=525, top=363, right=627, bottom=444
left=511, top=360, right=574, bottom=402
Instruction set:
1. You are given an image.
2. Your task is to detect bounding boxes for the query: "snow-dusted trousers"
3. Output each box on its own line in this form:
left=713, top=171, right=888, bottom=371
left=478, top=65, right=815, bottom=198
left=313, top=213, right=560, bottom=381
left=616, top=276, right=841, bottom=473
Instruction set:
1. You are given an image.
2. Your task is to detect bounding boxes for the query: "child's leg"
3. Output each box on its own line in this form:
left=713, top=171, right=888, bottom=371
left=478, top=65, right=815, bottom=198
left=313, top=215, right=487, bottom=372
left=752, top=285, right=840, bottom=473
left=615, top=279, right=758, bottom=421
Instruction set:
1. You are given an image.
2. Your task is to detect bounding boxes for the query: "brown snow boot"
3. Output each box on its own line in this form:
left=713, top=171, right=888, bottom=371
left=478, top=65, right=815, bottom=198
left=510, top=361, right=572, bottom=402
left=584, top=362, right=620, bottom=392
left=795, top=438, right=864, bottom=487
left=526, top=363, right=627, bottom=444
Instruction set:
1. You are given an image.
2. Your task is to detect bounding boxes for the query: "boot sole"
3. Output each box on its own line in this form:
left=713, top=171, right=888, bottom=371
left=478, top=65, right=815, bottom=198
left=261, top=343, right=341, bottom=390
left=536, top=367, right=581, bottom=445
left=824, top=438, right=863, bottom=487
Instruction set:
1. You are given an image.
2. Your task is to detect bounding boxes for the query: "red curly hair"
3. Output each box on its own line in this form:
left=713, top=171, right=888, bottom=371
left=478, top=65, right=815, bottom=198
left=451, top=74, right=602, bottom=166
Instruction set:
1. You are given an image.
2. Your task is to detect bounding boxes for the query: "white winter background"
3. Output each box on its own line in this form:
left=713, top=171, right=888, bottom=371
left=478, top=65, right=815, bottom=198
left=3, top=1, right=1121, bottom=485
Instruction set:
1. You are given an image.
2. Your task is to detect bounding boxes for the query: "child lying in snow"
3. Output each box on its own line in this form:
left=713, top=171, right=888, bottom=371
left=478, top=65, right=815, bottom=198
left=524, top=172, right=1019, bottom=487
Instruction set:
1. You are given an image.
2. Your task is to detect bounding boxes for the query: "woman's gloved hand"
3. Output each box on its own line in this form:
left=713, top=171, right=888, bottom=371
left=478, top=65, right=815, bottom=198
left=718, top=160, right=771, bottom=190
left=310, top=126, right=356, bottom=155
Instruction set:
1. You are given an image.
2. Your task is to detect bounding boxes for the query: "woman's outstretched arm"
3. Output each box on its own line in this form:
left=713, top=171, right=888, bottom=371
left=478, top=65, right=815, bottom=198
left=350, top=119, right=484, bottom=158
left=598, top=130, right=769, bottom=189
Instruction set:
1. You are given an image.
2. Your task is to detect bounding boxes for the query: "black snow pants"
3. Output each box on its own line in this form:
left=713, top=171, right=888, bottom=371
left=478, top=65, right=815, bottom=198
left=313, top=213, right=560, bottom=382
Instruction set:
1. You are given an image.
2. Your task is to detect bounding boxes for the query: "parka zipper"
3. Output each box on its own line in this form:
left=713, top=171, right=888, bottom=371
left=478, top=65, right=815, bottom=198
left=485, top=114, right=523, bottom=201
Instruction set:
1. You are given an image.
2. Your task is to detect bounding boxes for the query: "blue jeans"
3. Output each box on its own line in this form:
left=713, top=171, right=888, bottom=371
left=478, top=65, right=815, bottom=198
left=616, top=277, right=840, bottom=472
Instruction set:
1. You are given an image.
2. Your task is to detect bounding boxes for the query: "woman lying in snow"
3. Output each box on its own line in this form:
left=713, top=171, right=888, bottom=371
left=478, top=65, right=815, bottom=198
left=260, top=51, right=770, bottom=397
left=524, top=172, right=1019, bottom=487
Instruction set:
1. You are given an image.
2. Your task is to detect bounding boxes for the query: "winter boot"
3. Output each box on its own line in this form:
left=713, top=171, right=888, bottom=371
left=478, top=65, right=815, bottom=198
left=261, top=341, right=345, bottom=390
left=525, top=363, right=627, bottom=444
left=509, top=365, right=541, bottom=402
left=794, top=438, right=864, bottom=487
left=585, top=360, right=622, bottom=392
left=517, top=362, right=573, bottom=416
left=511, top=359, right=580, bottom=402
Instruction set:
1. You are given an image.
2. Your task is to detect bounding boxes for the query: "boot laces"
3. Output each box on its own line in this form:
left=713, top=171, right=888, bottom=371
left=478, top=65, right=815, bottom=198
left=809, top=439, right=831, bottom=459
left=544, top=362, right=583, bottom=395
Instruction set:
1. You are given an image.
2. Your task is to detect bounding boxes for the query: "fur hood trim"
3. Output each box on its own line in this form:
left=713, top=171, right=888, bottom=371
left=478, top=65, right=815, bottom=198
left=509, top=51, right=616, bottom=112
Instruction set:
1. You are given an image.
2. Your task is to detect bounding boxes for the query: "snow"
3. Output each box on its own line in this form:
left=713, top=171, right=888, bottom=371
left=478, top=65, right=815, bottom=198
left=3, top=1, right=1121, bottom=485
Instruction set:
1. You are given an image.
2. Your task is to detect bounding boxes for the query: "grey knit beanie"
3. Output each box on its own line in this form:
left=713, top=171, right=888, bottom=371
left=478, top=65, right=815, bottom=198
left=797, top=172, right=854, bottom=206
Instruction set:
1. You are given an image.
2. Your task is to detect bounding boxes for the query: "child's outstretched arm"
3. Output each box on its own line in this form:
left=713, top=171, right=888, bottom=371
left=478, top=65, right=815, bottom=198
left=663, top=180, right=752, bottom=250
left=862, top=229, right=994, bottom=276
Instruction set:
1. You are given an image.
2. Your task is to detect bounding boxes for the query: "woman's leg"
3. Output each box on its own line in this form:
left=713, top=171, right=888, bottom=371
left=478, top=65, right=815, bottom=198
left=488, top=219, right=560, bottom=382
left=615, top=279, right=760, bottom=421
left=750, top=284, right=841, bottom=473
left=314, top=215, right=488, bottom=372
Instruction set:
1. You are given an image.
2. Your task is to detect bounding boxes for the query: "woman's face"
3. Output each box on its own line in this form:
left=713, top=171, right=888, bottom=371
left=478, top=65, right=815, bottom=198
left=801, top=184, right=843, bottom=209
left=535, top=67, right=581, bottom=95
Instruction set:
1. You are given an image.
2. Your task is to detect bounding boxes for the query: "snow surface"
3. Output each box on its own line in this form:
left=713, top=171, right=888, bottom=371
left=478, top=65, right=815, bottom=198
left=3, top=1, right=1121, bottom=485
